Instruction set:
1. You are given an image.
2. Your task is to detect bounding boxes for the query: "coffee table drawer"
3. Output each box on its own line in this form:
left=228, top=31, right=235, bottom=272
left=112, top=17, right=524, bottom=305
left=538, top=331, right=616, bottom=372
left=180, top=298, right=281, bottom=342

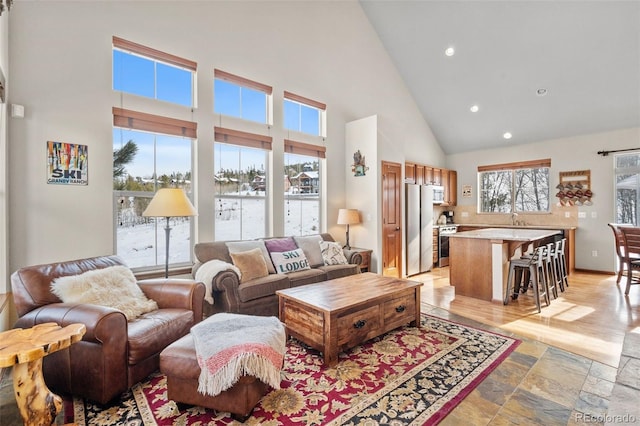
left=384, top=293, right=417, bottom=329
left=337, top=305, right=381, bottom=348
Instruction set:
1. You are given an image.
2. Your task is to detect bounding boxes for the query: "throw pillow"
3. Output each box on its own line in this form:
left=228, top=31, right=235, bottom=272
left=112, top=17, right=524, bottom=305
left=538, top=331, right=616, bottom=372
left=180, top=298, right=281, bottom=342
left=320, top=240, right=348, bottom=265
left=229, top=248, right=270, bottom=283
left=293, top=235, right=324, bottom=267
left=226, top=240, right=276, bottom=274
left=264, top=237, right=297, bottom=254
left=270, top=248, right=311, bottom=274
left=50, top=265, right=158, bottom=320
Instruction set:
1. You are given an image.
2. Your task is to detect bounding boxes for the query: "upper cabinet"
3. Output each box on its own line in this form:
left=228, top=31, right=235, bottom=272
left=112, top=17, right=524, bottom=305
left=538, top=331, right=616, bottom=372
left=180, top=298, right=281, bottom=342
left=443, top=170, right=457, bottom=206
left=432, top=168, right=442, bottom=186
left=415, top=165, right=425, bottom=185
left=405, top=162, right=416, bottom=183
left=424, top=166, right=433, bottom=185
left=404, top=162, right=457, bottom=206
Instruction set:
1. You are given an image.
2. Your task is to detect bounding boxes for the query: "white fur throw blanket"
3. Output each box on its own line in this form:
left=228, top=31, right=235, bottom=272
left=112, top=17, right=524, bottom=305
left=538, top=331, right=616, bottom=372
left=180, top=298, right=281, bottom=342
left=191, top=313, right=285, bottom=397
left=194, top=260, right=241, bottom=305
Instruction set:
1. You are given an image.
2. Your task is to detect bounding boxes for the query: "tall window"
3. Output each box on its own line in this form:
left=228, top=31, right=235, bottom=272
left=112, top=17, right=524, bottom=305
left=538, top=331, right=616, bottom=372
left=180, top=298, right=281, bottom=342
left=615, top=152, right=640, bottom=225
left=112, top=37, right=196, bottom=107
left=214, top=127, right=272, bottom=240
left=478, top=159, right=550, bottom=213
left=284, top=140, right=326, bottom=236
left=214, top=69, right=271, bottom=124
left=112, top=110, right=195, bottom=270
left=112, top=36, right=197, bottom=272
left=283, top=91, right=325, bottom=137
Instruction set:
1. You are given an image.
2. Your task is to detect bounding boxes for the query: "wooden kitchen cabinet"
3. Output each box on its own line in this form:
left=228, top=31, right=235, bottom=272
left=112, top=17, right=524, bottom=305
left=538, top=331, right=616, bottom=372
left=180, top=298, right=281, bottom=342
left=405, top=162, right=415, bottom=183
left=432, top=168, right=442, bottom=186
left=424, top=166, right=434, bottom=185
left=442, top=169, right=457, bottom=206
left=405, top=162, right=456, bottom=206
left=416, top=165, right=425, bottom=185
left=441, top=170, right=449, bottom=198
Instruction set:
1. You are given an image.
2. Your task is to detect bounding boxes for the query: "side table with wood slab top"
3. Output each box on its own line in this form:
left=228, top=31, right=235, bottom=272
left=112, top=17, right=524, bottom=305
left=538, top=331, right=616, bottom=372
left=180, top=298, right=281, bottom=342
left=349, top=247, right=373, bottom=272
left=0, top=322, right=86, bottom=426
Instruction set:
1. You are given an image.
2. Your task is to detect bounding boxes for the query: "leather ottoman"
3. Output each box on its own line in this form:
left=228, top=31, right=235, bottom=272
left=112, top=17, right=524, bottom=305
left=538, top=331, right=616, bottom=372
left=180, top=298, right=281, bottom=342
left=160, top=332, right=269, bottom=421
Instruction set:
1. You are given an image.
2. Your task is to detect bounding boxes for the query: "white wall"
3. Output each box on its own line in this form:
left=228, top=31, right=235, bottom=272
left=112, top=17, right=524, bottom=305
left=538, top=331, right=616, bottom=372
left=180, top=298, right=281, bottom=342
left=0, top=6, right=10, bottom=330
left=345, top=115, right=379, bottom=269
left=447, top=127, right=640, bottom=272
left=6, top=1, right=442, bottom=279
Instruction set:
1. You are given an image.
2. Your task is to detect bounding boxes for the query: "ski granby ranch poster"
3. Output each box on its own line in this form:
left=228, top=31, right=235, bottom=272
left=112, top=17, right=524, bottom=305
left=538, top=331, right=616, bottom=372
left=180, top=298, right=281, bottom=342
left=47, top=141, right=88, bottom=185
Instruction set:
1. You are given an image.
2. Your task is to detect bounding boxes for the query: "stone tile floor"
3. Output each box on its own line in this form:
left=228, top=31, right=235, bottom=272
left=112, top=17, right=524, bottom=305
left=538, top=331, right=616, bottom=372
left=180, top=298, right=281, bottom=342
left=0, top=306, right=629, bottom=425
left=604, top=332, right=640, bottom=425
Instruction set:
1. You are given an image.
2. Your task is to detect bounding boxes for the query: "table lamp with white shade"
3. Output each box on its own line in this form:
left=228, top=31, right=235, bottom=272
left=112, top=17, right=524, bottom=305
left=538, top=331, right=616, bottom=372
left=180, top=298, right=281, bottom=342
left=337, top=208, right=360, bottom=250
left=142, top=188, right=197, bottom=278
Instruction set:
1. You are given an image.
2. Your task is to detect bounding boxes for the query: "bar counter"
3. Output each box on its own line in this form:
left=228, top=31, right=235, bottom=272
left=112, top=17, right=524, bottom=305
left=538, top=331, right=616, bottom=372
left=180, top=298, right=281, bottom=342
left=449, top=227, right=562, bottom=302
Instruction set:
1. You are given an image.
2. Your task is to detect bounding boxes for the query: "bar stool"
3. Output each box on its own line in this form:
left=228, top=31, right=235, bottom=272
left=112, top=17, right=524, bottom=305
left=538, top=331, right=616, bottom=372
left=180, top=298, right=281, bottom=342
left=504, top=245, right=550, bottom=313
left=556, top=238, right=569, bottom=290
left=545, top=242, right=560, bottom=299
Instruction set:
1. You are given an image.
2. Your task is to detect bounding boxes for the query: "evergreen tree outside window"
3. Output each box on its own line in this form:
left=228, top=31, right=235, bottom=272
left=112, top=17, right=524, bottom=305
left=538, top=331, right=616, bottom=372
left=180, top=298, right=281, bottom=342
left=113, top=127, right=193, bottom=270
left=111, top=36, right=197, bottom=272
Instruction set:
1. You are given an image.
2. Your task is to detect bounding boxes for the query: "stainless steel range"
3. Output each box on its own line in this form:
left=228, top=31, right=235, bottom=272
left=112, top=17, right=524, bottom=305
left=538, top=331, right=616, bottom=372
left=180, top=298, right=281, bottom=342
left=438, top=225, right=458, bottom=267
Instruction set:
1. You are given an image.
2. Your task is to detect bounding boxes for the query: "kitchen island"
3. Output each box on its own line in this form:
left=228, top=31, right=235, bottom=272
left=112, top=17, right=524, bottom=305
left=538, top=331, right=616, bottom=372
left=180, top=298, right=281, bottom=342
left=449, top=228, right=562, bottom=302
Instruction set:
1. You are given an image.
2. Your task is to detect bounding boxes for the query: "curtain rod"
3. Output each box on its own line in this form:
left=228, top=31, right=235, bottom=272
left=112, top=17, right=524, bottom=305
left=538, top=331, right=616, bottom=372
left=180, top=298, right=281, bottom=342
left=597, top=147, right=640, bottom=156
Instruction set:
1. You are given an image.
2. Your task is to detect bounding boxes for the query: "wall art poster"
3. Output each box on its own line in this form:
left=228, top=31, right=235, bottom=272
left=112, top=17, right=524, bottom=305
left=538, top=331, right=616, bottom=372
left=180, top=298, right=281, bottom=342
left=462, top=184, right=472, bottom=198
left=47, top=141, right=88, bottom=185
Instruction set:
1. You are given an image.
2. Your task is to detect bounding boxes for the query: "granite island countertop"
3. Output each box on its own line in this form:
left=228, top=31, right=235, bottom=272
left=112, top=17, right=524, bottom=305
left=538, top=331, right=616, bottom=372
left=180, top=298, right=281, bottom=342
left=449, top=227, right=562, bottom=241
left=454, top=223, right=577, bottom=230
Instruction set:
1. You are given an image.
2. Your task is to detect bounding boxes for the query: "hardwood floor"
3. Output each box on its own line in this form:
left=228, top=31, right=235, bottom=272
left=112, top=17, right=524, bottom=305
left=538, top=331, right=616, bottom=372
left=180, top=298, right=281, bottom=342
left=416, top=267, right=640, bottom=368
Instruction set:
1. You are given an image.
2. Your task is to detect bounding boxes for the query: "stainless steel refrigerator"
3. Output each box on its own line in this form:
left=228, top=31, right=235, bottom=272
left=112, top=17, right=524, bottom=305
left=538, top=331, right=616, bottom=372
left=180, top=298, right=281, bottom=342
left=406, top=183, right=434, bottom=276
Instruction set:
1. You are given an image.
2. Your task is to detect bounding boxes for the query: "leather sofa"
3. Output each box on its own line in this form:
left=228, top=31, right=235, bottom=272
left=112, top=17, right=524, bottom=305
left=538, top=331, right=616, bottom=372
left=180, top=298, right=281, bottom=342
left=11, top=255, right=205, bottom=404
left=192, top=233, right=362, bottom=317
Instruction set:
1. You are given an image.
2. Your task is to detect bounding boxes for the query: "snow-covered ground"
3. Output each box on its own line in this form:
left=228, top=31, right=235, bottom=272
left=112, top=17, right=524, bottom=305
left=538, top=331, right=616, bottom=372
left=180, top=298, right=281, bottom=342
left=117, top=191, right=319, bottom=269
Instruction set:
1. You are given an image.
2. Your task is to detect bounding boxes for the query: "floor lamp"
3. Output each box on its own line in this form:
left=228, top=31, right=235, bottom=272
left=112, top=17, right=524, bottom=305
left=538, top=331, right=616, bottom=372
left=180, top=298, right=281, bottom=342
left=142, top=188, right=197, bottom=278
left=337, top=208, right=360, bottom=250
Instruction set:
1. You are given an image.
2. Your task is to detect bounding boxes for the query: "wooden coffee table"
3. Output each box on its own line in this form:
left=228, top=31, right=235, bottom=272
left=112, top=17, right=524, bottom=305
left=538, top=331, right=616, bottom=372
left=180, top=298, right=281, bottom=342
left=276, top=272, right=422, bottom=366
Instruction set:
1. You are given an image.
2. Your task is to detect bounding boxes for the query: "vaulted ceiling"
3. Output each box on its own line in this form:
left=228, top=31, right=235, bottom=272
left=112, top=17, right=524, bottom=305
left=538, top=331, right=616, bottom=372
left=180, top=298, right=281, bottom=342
left=360, top=1, right=640, bottom=154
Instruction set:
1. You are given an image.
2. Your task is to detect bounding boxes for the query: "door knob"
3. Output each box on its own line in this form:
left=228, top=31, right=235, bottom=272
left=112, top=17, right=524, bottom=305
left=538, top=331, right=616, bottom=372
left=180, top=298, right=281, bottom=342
left=396, top=227, right=400, bottom=231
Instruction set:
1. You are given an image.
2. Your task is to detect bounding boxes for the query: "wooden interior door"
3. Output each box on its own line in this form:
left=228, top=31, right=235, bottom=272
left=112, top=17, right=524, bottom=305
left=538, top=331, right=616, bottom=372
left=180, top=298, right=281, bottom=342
left=382, top=161, right=402, bottom=278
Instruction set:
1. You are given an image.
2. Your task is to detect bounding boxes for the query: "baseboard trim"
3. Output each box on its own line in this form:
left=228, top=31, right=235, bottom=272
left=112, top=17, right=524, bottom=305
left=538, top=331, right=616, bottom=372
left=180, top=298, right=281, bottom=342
left=574, top=268, right=616, bottom=275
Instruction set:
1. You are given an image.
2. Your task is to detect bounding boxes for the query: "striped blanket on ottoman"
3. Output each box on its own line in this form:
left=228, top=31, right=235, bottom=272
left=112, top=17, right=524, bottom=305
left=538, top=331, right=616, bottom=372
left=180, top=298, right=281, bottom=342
left=191, top=313, right=286, bottom=397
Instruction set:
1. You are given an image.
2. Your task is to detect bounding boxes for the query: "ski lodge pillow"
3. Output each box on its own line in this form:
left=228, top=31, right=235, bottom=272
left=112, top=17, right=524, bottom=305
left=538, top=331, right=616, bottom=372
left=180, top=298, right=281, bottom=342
left=270, top=248, right=311, bottom=274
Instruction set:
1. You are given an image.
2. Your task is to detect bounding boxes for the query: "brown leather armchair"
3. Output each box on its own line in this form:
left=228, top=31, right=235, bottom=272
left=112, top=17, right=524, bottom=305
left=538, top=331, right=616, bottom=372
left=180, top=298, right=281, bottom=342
left=11, top=255, right=205, bottom=404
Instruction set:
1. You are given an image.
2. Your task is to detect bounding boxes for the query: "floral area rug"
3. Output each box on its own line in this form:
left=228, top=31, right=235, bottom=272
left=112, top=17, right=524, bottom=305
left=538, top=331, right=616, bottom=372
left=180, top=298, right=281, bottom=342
left=65, top=314, right=519, bottom=425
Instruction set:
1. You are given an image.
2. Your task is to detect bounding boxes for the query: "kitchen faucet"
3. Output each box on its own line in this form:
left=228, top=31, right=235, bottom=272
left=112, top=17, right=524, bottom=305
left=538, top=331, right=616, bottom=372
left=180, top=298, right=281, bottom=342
left=511, top=212, right=518, bottom=226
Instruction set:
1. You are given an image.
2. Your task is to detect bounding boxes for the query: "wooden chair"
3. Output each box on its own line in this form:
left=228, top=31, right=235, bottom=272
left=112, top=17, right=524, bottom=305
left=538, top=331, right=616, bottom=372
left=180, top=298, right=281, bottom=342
left=616, top=225, right=640, bottom=294
left=608, top=223, right=629, bottom=285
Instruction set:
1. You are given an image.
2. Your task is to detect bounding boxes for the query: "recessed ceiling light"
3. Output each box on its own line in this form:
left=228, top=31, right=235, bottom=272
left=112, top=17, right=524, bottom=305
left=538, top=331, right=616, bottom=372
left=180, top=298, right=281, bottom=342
left=470, top=105, right=479, bottom=113
left=503, top=132, right=513, bottom=140
left=536, top=88, right=548, bottom=96
left=445, top=47, right=455, bottom=57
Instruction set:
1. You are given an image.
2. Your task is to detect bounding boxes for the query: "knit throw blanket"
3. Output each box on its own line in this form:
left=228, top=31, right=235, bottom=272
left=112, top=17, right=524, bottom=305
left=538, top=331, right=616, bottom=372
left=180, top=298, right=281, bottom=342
left=194, top=260, right=241, bottom=305
left=191, top=313, right=286, bottom=397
